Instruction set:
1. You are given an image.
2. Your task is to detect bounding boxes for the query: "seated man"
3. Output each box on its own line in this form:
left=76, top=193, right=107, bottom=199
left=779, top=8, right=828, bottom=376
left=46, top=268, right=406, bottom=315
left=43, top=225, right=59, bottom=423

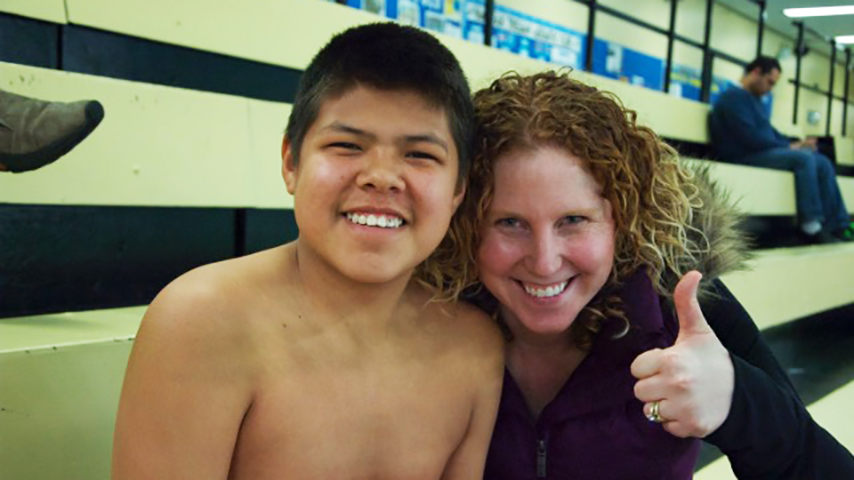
left=111, top=23, right=504, bottom=480
left=709, top=56, right=852, bottom=244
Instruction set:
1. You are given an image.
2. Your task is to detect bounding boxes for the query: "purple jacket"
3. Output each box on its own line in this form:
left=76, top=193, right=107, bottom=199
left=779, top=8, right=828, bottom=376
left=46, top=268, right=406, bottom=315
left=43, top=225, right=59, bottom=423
left=484, top=271, right=700, bottom=480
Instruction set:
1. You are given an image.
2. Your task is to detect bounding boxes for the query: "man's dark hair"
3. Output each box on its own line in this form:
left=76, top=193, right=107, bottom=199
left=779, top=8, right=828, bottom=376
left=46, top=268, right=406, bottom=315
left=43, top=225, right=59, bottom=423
left=285, top=22, right=474, bottom=181
left=745, top=56, right=781, bottom=75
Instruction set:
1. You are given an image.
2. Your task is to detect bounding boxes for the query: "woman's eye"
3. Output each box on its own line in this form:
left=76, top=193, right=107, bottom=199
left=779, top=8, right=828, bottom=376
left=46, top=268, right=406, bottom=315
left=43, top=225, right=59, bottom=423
left=559, top=216, right=585, bottom=227
left=495, top=218, right=522, bottom=229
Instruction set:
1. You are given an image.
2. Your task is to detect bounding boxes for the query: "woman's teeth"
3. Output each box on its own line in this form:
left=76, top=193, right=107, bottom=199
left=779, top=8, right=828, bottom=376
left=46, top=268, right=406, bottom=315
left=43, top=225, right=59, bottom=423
left=523, top=281, right=568, bottom=298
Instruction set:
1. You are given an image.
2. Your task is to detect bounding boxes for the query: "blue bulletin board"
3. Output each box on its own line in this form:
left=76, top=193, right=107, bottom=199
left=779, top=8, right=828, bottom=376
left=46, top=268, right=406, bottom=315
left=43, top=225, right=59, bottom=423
left=347, top=0, right=463, bottom=35
left=670, top=65, right=735, bottom=103
left=473, top=3, right=585, bottom=68
left=346, top=0, right=585, bottom=68
left=342, top=0, right=757, bottom=107
left=592, top=39, right=663, bottom=90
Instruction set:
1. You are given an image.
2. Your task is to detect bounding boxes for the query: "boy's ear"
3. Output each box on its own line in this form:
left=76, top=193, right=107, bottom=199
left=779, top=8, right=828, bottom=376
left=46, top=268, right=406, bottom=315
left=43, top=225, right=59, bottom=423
left=282, top=137, right=298, bottom=195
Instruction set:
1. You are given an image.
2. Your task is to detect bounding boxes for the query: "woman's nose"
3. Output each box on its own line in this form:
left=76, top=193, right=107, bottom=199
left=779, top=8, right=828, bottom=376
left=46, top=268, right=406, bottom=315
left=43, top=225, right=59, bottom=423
left=527, top=231, right=562, bottom=277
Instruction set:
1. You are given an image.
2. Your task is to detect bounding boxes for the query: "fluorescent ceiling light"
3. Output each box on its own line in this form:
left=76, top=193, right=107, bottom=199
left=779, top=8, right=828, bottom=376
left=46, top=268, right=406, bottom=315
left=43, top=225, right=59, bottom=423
left=836, top=35, right=854, bottom=44
left=784, top=5, right=854, bottom=17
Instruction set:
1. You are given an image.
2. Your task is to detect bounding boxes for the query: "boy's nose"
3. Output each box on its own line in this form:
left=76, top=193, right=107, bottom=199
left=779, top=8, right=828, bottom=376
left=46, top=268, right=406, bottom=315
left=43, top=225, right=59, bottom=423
left=357, top=148, right=404, bottom=192
left=526, top=231, right=563, bottom=277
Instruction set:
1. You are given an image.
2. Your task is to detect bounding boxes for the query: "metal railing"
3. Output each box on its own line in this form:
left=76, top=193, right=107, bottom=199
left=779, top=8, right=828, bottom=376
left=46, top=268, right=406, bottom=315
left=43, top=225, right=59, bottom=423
left=477, top=0, right=853, bottom=136
left=340, top=0, right=852, bottom=136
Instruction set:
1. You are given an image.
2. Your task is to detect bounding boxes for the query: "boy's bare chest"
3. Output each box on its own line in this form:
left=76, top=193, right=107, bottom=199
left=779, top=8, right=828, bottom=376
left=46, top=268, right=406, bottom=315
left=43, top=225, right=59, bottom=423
left=228, top=349, right=475, bottom=480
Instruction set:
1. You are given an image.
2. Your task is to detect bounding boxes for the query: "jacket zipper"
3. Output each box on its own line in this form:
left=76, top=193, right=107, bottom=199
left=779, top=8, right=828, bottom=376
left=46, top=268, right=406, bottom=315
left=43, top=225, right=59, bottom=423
left=536, top=438, right=547, bottom=478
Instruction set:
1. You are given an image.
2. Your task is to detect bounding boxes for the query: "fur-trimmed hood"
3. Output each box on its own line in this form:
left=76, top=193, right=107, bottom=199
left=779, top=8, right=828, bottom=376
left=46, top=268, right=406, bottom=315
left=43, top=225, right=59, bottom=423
left=663, top=161, right=753, bottom=303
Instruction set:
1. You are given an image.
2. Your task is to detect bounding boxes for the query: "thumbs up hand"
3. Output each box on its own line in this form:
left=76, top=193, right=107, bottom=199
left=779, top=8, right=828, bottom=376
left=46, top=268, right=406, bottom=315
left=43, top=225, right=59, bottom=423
left=630, top=271, right=735, bottom=438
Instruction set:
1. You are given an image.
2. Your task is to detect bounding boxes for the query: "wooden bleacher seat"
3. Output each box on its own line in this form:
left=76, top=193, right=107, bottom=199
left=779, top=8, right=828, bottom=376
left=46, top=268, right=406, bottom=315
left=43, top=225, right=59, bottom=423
left=0, top=308, right=143, bottom=480
left=0, top=62, right=291, bottom=209
left=836, top=136, right=854, bottom=168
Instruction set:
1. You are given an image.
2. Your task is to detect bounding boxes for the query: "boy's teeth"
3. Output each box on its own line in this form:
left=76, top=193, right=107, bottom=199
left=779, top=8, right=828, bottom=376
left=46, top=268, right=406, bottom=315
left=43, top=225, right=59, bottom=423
left=523, top=281, right=568, bottom=298
left=346, top=212, right=403, bottom=229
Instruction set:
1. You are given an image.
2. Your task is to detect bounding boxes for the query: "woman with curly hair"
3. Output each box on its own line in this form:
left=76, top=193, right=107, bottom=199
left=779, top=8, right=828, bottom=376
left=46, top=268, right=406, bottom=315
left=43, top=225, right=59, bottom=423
left=420, top=70, right=853, bottom=479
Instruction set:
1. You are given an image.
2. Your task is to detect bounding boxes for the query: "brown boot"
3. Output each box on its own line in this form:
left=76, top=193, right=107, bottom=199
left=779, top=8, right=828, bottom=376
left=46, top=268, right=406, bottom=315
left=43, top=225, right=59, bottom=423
left=0, top=90, right=104, bottom=173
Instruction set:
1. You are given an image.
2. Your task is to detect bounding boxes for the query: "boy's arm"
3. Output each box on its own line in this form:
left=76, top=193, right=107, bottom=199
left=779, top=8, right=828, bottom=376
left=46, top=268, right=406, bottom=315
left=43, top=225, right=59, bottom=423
left=441, top=311, right=505, bottom=480
left=112, top=272, right=254, bottom=480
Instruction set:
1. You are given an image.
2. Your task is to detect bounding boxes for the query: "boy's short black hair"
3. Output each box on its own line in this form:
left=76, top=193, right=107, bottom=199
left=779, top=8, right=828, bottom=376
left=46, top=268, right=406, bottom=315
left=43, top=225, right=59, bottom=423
left=285, top=22, right=474, bottom=181
left=746, top=56, right=781, bottom=75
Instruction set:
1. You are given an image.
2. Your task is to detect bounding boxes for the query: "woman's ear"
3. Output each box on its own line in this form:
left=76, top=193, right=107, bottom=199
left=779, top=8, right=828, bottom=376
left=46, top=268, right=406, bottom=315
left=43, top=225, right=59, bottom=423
left=452, top=180, right=467, bottom=212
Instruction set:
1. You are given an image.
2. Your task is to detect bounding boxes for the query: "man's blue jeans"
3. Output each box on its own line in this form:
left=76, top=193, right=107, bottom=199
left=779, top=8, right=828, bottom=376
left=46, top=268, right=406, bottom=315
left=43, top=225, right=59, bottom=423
left=738, top=148, right=850, bottom=231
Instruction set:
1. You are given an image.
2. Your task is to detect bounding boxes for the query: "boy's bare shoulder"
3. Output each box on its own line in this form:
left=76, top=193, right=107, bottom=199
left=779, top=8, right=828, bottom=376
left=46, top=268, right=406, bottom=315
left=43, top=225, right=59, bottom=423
left=406, top=284, right=504, bottom=359
left=142, top=245, right=296, bottom=339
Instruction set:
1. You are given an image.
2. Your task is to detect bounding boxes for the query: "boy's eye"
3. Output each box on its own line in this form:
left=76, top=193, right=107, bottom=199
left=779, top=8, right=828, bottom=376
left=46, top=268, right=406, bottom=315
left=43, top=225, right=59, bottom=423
left=328, top=142, right=362, bottom=151
left=406, top=151, right=440, bottom=162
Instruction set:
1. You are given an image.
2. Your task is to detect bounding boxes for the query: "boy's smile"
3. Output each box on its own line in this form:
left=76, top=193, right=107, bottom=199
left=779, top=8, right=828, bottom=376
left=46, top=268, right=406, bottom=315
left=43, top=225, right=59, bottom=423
left=283, top=85, right=465, bottom=285
left=345, top=211, right=405, bottom=229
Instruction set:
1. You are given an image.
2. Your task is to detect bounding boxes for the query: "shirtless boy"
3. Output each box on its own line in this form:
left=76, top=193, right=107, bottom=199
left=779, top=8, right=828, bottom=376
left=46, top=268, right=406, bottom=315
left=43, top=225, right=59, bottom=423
left=111, top=23, right=504, bottom=480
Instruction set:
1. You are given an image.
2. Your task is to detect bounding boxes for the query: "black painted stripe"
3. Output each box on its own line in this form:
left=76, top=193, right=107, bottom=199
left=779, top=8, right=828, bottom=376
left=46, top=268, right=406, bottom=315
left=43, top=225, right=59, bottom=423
left=1, top=13, right=303, bottom=103
left=0, top=13, right=60, bottom=69
left=0, top=204, right=298, bottom=318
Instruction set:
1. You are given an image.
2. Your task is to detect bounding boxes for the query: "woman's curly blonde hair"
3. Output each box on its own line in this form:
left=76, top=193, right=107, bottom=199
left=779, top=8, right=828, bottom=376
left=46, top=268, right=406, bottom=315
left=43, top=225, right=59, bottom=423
left=417, top=70, right=710, bottom=347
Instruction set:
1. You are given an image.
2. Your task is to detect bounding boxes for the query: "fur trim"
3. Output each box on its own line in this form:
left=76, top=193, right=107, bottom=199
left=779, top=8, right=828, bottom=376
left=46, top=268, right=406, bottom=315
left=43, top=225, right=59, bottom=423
left=664, top=160, right=754, bottom=303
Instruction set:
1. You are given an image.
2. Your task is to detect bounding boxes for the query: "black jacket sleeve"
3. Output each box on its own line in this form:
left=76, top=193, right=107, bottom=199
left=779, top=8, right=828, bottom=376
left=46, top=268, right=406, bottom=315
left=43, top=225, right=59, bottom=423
left=701, top=279, right=854, bottom=479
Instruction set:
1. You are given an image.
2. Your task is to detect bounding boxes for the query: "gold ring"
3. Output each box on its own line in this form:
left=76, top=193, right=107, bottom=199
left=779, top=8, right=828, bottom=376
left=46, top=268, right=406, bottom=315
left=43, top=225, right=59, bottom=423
left=646, top=400, right=664, bottom=423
